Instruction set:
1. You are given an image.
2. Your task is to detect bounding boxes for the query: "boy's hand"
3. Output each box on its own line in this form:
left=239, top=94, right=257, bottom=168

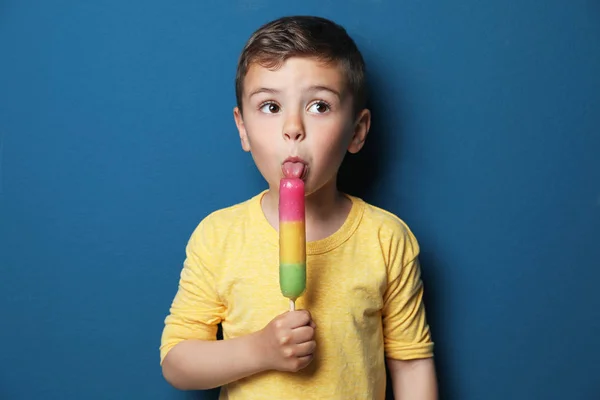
left=258, top=310, right=317, bottom=373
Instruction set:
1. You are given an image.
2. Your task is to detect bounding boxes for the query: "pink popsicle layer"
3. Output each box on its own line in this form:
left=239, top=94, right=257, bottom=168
left=279, top=178, right=305, bottom=221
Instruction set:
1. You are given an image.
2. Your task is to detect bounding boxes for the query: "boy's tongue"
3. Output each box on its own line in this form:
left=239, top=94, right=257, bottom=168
left=282, top=161, right=305, bottom=179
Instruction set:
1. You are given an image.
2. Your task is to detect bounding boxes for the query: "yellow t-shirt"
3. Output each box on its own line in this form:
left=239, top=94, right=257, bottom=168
left=160, top=191, right=434, bottom=399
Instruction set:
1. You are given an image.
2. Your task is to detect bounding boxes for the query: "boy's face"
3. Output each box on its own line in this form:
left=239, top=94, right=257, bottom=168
left=233, top=56, right=370, bottom=196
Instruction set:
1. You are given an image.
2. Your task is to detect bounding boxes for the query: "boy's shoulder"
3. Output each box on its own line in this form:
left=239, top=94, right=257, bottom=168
left=187, top=191, right=265, bottom=246
left=195, top=191, right=262, bottom=229
left=351, top=195, right=420, bottom=254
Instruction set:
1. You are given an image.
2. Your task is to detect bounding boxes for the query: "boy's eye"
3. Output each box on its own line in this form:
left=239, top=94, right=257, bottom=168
left=259, top=102, right=280, bottom=114
left=308, top=101, right=330, bottom=114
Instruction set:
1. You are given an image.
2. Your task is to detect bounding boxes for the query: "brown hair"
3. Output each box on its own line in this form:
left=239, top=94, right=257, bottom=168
left=235, top=16, right=367, bottom=115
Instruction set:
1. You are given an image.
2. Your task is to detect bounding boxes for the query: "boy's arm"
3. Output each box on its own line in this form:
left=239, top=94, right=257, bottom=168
left=381, top=223, right=438, bottom=398
left=162, top=310, right=317, bottom=390
left=386, top=357, right=438, bottom=400
left=160, top=220, right=232, bottom=389
left=162, top=332, right=266, bottom=390
left=162, top=309, right=317, bottom=390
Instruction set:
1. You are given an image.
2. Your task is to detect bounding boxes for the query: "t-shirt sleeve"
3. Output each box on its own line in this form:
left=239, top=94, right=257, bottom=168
left=159, top=218, right=226, bottom=365
left=381, top=223, right=434, bottom=360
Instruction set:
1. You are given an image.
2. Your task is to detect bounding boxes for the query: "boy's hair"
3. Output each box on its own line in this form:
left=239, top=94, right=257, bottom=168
left=235, top=16, right=367, bottom=115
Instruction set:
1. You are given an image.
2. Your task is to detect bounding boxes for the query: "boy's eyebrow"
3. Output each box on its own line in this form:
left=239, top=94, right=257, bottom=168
left=307, top=85, right=341, bottom=99
left=248, top=88, right=280, bottom=98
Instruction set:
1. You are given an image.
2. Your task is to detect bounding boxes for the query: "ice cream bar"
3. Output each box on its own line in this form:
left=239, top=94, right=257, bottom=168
left=279, top=178, right=306, bottom=311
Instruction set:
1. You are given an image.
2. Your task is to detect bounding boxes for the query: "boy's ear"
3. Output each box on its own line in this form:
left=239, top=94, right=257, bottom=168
left=233, top=107, right=251, bottom=152
left=347, top=108, right=371, bottom=154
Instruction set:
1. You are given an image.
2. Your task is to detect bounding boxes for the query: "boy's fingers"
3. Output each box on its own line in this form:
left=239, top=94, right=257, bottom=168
left=294, top=340, right=316, bottom=357
left=303, top=310, right=316, bottom=328
left=292, top=325, right=315, bottom=343
left=289, top=310, right=311, bottom=328
left=296, top=354, right=314, bottom=369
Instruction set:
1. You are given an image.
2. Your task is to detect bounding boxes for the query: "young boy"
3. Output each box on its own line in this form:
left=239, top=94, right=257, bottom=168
left=160, top=15, right=437, bottom=399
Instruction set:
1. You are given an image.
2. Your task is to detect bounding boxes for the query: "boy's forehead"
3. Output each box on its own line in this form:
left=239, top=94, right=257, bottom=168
left=242, top=56, right=348, bottom=96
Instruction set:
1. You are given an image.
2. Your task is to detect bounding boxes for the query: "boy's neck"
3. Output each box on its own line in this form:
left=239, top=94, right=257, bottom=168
left=261, top=179, right=352, bottom=242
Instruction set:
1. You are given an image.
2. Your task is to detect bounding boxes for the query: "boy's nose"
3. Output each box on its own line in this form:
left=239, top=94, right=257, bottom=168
left=284, top=130, right=305, bottom=141
left=282, top=114, right=306, bottom=141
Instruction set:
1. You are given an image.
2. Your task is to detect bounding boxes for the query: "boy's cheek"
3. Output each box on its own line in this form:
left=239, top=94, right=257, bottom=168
left=246, top=119, right=282, bottom=137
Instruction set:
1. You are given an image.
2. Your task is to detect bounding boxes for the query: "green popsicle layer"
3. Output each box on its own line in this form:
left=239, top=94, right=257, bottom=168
left=279, top=263, right=306, bottom=299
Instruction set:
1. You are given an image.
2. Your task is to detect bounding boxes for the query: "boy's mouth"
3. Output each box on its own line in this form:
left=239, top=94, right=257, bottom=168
left=282, top=157, right=308, bottom=180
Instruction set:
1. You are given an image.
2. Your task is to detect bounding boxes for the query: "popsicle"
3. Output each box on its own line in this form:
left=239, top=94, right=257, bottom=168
left=279, top=178, right=306, bottom=311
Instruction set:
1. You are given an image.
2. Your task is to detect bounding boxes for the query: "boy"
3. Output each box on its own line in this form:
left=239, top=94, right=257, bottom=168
left=160, top=15, right=437, bottom=399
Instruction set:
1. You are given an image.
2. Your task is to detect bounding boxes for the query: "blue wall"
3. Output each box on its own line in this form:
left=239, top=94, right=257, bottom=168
left=1, top=1, right=598, bottom=399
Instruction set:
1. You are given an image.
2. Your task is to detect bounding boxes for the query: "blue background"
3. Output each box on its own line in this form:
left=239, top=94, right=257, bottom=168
left=1, top=1, right=599, bottom=399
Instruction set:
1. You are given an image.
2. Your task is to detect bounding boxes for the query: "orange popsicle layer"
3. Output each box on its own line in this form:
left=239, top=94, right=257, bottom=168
left=279, top=221, right=305, bottom=263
